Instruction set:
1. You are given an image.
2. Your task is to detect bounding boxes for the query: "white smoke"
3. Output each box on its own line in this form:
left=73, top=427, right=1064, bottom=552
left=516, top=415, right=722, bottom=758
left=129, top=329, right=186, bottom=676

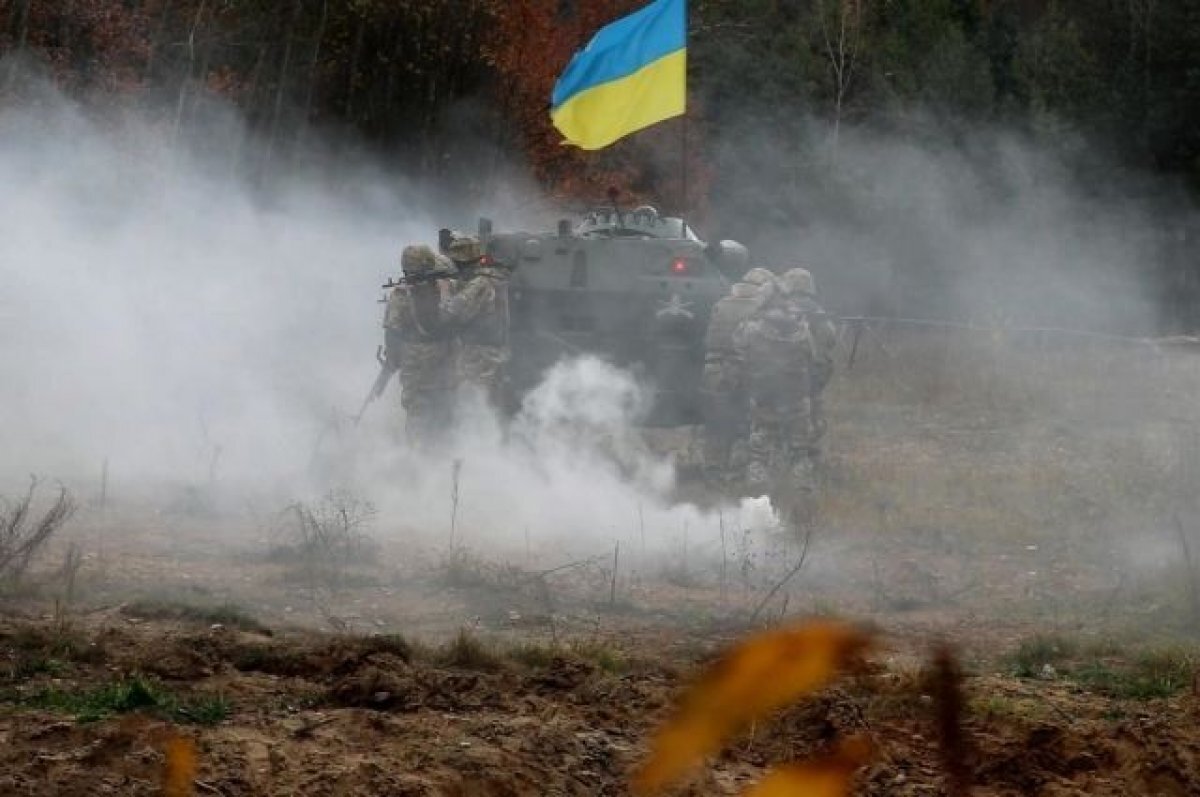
left=0, top=82, right=769, bottom=567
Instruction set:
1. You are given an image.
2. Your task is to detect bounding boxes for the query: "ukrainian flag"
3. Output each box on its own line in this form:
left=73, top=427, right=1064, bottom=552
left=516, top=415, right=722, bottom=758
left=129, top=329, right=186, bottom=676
left=551, top=0, right=687, bottom=150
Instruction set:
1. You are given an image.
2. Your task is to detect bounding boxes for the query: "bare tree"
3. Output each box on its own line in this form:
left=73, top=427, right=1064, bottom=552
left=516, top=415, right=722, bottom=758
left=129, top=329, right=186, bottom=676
left=817, top=0, right=865, bottom=156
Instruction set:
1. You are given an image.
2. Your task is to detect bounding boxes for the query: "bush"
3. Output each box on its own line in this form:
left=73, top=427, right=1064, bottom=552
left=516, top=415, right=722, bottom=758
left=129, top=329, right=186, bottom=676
left=0, top=479, right=76, bottom=589
left=268, top=490, right=379, bottom=594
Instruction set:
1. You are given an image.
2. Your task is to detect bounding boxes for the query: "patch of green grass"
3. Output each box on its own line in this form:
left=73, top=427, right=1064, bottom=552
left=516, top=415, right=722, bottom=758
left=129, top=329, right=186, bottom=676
left=1007, top=633, right=1078, bottom=678
left=20, top=675, right=230, bottom=725
left=1073, top=647, right=1197, bottom=700
left=121, top=599, right=268, bottom=633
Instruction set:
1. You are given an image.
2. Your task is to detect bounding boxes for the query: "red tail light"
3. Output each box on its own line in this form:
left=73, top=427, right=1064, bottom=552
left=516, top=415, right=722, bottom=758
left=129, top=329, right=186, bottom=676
left=670, top=258, right=688, bottom=275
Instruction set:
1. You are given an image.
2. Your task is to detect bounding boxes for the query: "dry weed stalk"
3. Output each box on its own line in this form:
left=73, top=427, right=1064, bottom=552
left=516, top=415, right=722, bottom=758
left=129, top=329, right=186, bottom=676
left=0, top=478, right=76, bottom=588
left=449, top=458, right=463, bottom=548
left=1172, top=514, right=1200, bottom=629
left=751, top=525, right=813, bottom=623
left=609, top=540, right=620, bottom=606
left=718, top=508, right=729, bottom=603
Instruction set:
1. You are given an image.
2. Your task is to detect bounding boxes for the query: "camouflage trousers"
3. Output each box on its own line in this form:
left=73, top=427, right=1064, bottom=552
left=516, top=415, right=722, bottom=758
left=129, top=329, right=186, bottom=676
left=700, top=356, right=747, bottom=479
left=745, top=394, right=818, bottom=530
left=457, top=344, right=510, bottom=413
left=398, top=342, right=455, bottom=449
left=744, top=394, right=816, bottom=495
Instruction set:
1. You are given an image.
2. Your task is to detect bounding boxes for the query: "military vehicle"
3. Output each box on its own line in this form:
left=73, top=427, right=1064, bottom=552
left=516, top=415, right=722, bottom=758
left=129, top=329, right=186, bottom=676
left=463, top=197, right=750, bottom=426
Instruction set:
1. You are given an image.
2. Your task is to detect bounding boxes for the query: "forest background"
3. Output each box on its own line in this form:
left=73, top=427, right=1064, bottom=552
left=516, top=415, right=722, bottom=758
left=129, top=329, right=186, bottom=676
left=2, top=0, right=1197, bottom=328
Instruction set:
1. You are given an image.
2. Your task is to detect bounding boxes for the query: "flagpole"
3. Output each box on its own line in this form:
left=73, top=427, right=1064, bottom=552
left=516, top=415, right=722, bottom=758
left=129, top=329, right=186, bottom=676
left=680, top=114, right=689, bottom=235
left=680, top=0, right=689, bottom=236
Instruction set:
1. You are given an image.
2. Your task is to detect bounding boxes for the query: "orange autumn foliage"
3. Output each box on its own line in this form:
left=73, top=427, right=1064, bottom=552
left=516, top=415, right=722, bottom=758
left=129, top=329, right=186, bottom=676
left=162, top=734, right=197, bottom=797
left=741, top=737, right=874, bottom=797
left=634, top=620, right=874, bottom=794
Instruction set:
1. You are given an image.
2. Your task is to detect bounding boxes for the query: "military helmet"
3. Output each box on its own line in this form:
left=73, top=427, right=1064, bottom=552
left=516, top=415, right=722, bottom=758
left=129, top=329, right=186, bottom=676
left=742, top=267, right=775, bottom=287
left=779, top=267, right=816, bottom=297
left=446, top=233, right=484, bottom=264
left=401, top=244, right=438, bottom=275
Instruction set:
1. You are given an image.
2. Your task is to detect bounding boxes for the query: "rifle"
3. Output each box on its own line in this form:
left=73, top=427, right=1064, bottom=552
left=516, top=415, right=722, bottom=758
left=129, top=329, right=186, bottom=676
left=354, top=346, right=397, bottom=426
left=382, top=273, right=440, bottom=289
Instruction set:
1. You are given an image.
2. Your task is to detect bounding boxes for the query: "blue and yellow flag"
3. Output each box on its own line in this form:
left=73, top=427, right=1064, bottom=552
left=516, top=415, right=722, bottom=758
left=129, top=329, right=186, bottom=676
left=551, top=0, right=686, bottom=150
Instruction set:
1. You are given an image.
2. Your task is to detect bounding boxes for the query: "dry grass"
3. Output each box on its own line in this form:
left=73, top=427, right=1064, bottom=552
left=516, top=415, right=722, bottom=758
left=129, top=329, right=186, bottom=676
left=825, top=329, right=1190, bottom=538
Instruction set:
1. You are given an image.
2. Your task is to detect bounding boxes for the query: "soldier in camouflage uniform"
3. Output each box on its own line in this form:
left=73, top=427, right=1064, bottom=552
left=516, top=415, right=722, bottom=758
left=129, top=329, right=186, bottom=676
left=778, top=268, right=838, bottom=453
left=440, top=234, right=512, bottom=413
left=700, top=267, right=776, bottom=481
left=383, top=245, right=458, bottom=448
left=733, top=273, right=817, bottom=501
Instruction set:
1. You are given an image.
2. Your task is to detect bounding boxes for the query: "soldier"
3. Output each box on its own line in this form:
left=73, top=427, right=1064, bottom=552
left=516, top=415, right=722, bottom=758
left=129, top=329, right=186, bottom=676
left=440, top=233, right=512, bottom=413
left=383, top=245, right=458, bottom=448
left=777, top=267, right=838, bottom=453
left=700, top=267, right=777, bottom=481
left=733, top=277, right=816, bottom=508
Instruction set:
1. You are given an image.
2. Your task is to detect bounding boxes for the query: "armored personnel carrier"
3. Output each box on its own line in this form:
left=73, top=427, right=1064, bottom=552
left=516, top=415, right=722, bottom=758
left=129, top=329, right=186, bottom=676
left=472, top=200, right=750, bottom=425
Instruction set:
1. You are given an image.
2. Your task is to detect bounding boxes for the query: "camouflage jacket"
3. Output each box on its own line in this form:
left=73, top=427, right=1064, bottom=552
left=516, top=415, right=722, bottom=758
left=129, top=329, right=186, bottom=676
left=383, top=281, right=452, bottom=366
left=733, top=300, right=813, bottom=398
left=705, top=282, right=770, bottom=356
left=788, top=295, right=838, bottom=389
left=440, top=267, right=510, bottom=347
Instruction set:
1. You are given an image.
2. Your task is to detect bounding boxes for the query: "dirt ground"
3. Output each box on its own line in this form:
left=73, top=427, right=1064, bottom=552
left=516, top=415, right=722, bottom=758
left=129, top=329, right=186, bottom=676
left=4, top=331, right=1200, bottom=795
left=1, top=610, right=1198, bottom=796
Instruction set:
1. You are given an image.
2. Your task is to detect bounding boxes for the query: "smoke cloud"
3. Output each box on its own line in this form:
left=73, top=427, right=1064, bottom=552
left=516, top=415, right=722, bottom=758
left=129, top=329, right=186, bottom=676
left=0, top=78, right=770, bottom=570
left=709, top=115, right=1194, bottom=334
left=2, top=71, right=1195, bottom=596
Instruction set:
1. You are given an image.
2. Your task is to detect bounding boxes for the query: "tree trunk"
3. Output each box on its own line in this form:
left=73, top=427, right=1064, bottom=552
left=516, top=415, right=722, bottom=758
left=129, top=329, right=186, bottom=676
left=265, top=0, right=305, bottom=170
left=4, top=0, right=32, bottom=89
left=302, top=0, right=329, bottom=124
left=172, top=0, right=208, bottom=149
left=229, top=43, right=270, bottom=180
left=144, top=0, right=175, bottom=79
left=345, top=12, right=367, bottom=120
